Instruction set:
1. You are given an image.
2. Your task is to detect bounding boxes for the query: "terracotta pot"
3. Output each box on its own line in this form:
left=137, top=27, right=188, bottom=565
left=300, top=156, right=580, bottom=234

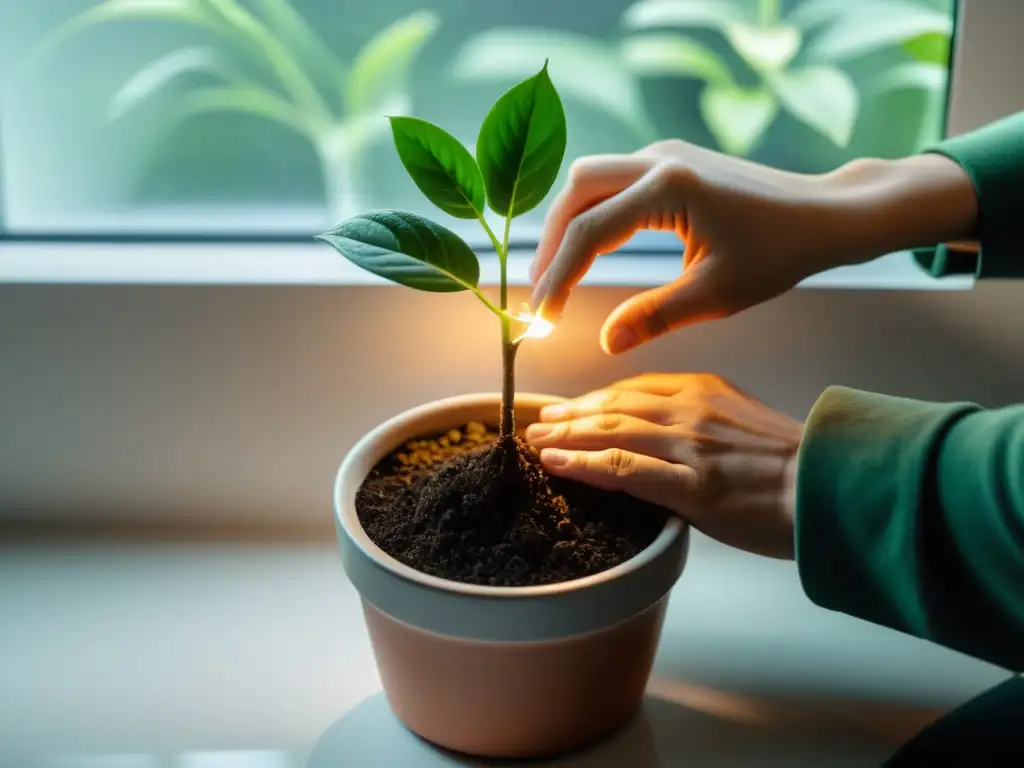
left=334, top=393, right=689, bottom=759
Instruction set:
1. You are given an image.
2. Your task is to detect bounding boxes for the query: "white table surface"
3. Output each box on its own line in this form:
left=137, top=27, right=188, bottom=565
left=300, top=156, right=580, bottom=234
left=0, top=533, right=1009, bottom=767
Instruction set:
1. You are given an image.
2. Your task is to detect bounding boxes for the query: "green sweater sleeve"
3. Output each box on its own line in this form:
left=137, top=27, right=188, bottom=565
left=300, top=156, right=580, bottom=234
left=796, top=387, right=1024, bottom=670
left=915, top=111, right=1024, bottom=278
left=797, top=114, right=1024, bottom=667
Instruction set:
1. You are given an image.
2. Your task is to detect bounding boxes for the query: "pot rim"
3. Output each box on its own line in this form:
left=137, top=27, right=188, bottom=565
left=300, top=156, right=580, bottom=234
left=335, top=391, right=686, bottom=599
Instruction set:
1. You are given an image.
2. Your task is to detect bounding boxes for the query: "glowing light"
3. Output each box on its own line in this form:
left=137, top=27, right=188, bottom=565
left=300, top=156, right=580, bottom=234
left=512, top=304, right=554, bottom=343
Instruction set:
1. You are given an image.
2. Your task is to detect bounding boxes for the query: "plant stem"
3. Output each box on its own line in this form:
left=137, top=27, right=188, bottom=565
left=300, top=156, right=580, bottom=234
left=468, top=288, right=502, bottom=317
left=471, top=215, right=510, bottom=314
left=758, top=0, right=780, bottom=25
left=500, top=214, right=513, bottom=312
left=476, top=214, right=504, bottom=259
left=500, top=316, right=517, bottom=439
left=498, top=211, right=514, bottom=439
left=476, top=208, right=518, bottom=439
left=317, top=133, right=363, bottom=221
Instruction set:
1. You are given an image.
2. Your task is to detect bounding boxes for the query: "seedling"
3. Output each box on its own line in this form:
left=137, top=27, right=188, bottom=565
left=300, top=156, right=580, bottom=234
left=317, top=63, right=567, bottom=440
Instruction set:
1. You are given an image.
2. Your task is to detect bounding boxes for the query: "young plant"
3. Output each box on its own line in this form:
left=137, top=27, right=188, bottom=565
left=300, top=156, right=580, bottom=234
left=316, top=63, right=566, bottom=440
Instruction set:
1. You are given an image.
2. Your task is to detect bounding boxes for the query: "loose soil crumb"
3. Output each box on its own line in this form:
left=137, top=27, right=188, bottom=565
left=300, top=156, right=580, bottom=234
left=355, top=422, right=670, bottom=587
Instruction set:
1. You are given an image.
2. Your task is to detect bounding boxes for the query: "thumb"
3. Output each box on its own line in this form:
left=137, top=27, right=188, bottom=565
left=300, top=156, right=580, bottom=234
left=532, top=164, right=688, bottom=322
left=600, top=262, right=730, bottom=354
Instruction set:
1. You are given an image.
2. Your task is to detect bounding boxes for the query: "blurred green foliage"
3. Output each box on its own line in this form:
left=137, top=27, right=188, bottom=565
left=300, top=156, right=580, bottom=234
left=458, top=0, right=954, bottom=162
left=11, top=0, right=954, bottom=235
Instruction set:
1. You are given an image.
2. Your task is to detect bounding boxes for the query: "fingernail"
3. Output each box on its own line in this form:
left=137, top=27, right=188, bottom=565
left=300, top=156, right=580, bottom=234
left=604, top=325, right=638, bottom=355
left=530, top=259, right=544, bottom=284
left=541, top=448, right=571, bottom=468
left=530, top=284, right=546, bottom=309
left=540, top=404, right=567, bottom=421
left=525, top=423, right=553, bottom=441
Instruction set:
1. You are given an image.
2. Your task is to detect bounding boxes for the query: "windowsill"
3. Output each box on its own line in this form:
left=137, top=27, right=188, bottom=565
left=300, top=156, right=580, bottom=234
left=0, top=534, right=1006, bottom=766
left=0, top=241, right=973, bottom=290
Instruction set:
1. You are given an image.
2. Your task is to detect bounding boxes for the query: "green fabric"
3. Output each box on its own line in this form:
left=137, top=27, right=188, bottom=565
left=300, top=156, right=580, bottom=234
left=884, top=676, right=1024, bottom=765
left=795, top=111, right=1024, bottom=673
left=796, top=387, right=1024, bottom=671
left=920, top=111, right=1024, bottom=278
left=912, top=244, right=978, bottom=278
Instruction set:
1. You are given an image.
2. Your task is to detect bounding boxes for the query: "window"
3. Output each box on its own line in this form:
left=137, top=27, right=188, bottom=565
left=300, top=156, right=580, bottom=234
left=1, top=0, right=956, bottom=250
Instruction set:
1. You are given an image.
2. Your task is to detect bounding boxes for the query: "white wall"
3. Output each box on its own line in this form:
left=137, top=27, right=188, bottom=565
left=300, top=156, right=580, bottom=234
left=1, top=0, right=1022, bottom=533
left=1, top=280, right=1023, bottom=532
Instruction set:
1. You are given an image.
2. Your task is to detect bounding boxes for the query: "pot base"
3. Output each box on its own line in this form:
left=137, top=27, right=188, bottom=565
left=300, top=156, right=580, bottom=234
left=363, top=597, right=668, bottom=759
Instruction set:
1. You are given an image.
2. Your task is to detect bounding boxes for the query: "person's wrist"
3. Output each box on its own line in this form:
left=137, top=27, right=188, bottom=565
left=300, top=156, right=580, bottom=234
left=818, top=154, right=979, bottom=266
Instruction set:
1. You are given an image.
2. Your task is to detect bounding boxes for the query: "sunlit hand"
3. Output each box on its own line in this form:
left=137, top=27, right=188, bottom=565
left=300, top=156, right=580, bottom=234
left=525, top=374, right=804, bottom=559
left=530, top=140, right=977, bottom=354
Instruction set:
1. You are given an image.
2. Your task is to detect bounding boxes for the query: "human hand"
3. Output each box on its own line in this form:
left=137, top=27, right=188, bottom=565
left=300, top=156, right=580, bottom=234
left=531, top=141, right=977, bottom=354
left=525, top=374, right=803, bottom=559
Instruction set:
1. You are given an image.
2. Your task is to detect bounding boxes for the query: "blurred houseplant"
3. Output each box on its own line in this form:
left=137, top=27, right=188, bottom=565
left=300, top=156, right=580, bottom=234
left=620, top=0, right=954, bottom=156
left=455, top=0, right=953, bottom=161
left=35, top=0, right=439, bottom=220
left=452, top=27, right=659, bottom=146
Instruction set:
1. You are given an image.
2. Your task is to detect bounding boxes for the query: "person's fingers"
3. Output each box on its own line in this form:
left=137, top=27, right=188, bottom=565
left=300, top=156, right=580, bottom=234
left=525, top=413, right=683, bottom=463
left=531, top=163, right=691, bottom=321
left=538, top=388, right=672, bottom=424
left=607, top=372, right=700, bottom=397
left=530, top=156, right=651, bottom=284
left=539, top=447, right=694, bottom=511
left=599, top=261, right=733, bottom=355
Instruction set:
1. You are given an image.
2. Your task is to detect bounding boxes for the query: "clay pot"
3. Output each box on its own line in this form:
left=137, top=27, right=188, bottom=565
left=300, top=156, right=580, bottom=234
left=334, top=393, right=689, bottom=759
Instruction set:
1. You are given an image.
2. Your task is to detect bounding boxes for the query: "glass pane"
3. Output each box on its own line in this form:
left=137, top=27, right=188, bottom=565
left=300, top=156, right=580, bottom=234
left=0, top=0, right=956, bottom=246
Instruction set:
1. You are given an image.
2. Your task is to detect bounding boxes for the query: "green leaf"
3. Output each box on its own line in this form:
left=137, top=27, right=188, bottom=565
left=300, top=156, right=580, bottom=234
left=200, top=0, right=329, bottom=120
left=30, top=0, right=213, bottom=64
left=346, top=10, right=440, bottom=117
left=317, top=113, right=392, bottom=165
left=803, top=3, right=952, bottom=62
left=108, top=46, right=233, bottom=120
left=767, top=66, right=858, bottom=146
left=389, top=117, right=485, bottom=220
left=169, top=83, right=310, bottom=136
left=452, top=28, right=654, bottom=141
left=699, top=84, right=778, bottom=156
left=316, top=211, right=480, bottom=292
left=254, top=0, right=347, bottom=94
left=785, top=0, right=854, bottom=29
left=476, top=63, right=567, bottom=219
left=868, top=61, right=947, bottom=149
left=788, top=0, right=953, bottom=31
left=869, top=61, right=946, bottom=94
left=622, top=0, right=752, bottom=31
left=724, top=23, right=801, bottom=71
left=902, top=31, right=950, bottom=66
left=620, top=33, right=734, bottom=86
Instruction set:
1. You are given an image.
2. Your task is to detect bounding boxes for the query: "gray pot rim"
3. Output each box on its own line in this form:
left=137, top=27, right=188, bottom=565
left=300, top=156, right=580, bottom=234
left=335, top=392, right=689, bottom=642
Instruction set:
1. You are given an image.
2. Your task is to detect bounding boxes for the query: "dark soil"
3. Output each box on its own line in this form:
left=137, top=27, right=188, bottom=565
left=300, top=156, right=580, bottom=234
left=355, top=421, right=670, bottom=587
